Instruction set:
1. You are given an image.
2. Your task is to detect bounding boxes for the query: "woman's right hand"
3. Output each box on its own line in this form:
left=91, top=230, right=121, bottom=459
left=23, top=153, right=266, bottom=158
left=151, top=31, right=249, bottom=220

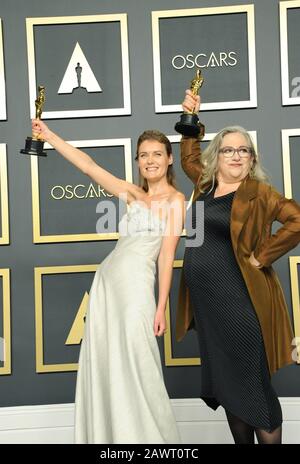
left=182, top=89, right=201, bottom=113
left=32, top=119, right=52, bottom=142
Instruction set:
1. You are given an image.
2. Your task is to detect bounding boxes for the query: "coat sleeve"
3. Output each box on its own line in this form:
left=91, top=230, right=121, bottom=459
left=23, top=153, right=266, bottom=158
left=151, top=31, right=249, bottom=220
left=254, top=186, right=300, bottom=267
left=180, top=136, right=203, bottom=186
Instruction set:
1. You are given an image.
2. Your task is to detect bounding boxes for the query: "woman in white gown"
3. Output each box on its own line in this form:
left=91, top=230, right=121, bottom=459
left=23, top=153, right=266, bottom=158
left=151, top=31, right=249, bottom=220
left=32, top=119, right=184, bottom=444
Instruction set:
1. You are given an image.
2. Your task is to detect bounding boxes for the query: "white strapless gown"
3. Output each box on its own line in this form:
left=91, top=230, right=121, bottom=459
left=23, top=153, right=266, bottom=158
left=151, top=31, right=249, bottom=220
left=74, top=201, right=180, bottom=444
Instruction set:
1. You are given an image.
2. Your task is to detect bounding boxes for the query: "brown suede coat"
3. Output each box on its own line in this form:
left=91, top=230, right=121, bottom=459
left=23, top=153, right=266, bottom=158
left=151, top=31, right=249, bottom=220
left=176, top=136, right=300, bottom=374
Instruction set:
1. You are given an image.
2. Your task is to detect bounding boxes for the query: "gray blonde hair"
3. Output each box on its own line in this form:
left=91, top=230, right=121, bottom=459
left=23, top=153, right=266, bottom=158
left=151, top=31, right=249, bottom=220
left=198, top=126, right=270, bottom=193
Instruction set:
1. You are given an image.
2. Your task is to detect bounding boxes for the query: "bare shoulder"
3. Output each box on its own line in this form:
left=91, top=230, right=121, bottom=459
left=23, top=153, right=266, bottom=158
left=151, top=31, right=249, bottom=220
left=168, top=190, right=185, bottom=206
left=164, top=190, right=186, bottom=230
left=167, top=191, right=186, bottom=220
left=168, top=190, right=185, bottom=204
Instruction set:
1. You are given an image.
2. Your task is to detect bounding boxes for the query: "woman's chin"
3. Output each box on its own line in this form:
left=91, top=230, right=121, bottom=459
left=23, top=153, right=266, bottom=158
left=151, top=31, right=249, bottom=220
left=143, top=172, right=163, bottom=182
left=228, top=170, right=246, bottom=180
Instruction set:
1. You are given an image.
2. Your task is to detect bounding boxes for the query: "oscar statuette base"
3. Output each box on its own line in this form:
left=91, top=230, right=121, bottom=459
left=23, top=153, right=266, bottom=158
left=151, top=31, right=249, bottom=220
left=20, top=137, right=47, bottom=157
left=175, top=113, right=205, bottom=138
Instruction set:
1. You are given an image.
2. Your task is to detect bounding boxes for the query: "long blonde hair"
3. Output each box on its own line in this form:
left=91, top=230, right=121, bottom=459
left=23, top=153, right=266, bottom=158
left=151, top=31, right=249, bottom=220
left=198, top=126, right=270, bottom=193
left=135, top=130, right=176, bottom=192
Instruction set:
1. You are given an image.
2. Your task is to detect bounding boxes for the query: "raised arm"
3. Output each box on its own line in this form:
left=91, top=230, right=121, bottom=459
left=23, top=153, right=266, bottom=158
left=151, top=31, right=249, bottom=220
left=180, top=90, right=204, bottom=185
left=32, top=119, right=143, bottom=203
left=180, top=136, right=203, bottom=185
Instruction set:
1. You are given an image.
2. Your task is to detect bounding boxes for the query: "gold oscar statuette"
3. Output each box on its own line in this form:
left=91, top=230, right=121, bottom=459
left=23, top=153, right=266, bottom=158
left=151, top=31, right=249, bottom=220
left=175, top=69, right=205, bottom=137
left=20, top=85, right=47, bottom=156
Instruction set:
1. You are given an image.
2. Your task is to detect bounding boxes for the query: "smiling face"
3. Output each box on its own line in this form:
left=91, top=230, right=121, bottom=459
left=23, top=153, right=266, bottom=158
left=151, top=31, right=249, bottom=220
left=137, top=139, right=173, bottom=184
left=217, top=132, right=254, bottom=183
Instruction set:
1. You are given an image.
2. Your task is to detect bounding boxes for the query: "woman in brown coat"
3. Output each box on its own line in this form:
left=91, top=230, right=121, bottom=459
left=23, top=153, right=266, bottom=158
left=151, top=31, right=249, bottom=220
left=176, top=90, right=300, bottom=444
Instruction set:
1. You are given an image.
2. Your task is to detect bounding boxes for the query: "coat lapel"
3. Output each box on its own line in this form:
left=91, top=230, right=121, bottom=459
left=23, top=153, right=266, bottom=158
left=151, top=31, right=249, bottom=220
left=230, top=177, right=259, bottom=252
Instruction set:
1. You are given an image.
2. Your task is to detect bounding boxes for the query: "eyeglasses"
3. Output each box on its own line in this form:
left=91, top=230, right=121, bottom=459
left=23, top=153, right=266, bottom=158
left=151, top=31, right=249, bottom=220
left=218, top=146, right=252, bottom=158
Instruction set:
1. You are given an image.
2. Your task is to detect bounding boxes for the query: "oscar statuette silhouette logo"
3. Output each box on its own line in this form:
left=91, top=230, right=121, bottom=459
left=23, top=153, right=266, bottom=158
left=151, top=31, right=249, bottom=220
left=57, top=42, right=102, bottom=95
left=175, top=69, right=205, bottom=137
left=20, top=85, right=47, bottom=156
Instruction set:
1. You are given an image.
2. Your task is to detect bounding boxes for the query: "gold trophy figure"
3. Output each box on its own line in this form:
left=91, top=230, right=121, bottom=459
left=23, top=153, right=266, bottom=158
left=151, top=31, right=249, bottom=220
left=190, top=69, right=204, bottom=95
left=175, top=69, right=205, bottom=137
left=20, top=85, right=47, bottom=156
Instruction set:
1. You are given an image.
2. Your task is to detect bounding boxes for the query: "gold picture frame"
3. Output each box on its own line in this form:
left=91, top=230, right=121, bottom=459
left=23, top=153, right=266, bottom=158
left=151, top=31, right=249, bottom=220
left=31, top=138, right=132, bottom=243
left=289, top=257, right=300, bottom=364
left=164, top=260, right=200, bottom=366
left=34, top=264, right=97, bottom=373
left=0, top=19, right=6, bottom=120
left=25, top=14, right=131, bottom=118
left=152, top=5, right=257, bottom=112
left=0, top=144, right=9, bottom=245
left=0, top=268, right=11, bottom=375
left=281, top=128, right=300, bottom=199
left=35, top=262, right=201, bottom=371
left=280, top=1, right=300, bottom=106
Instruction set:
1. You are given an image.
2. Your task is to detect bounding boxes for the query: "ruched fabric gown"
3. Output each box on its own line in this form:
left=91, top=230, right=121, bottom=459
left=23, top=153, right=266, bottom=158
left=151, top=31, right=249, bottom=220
left=74, top=201, right=180, bottom=444
left=183, top=186, right=282, bottom=433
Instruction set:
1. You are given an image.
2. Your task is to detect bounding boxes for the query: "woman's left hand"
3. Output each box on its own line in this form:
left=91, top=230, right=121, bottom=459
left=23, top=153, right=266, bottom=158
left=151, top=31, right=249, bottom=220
left=154, top=309, right=167, bottom=337
left=249, top=251, right=262, bottom=268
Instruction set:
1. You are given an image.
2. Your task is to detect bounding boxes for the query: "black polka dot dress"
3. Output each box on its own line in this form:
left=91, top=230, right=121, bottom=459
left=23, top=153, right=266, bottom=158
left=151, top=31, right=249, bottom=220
left=183, top=186, right=282, bottom=432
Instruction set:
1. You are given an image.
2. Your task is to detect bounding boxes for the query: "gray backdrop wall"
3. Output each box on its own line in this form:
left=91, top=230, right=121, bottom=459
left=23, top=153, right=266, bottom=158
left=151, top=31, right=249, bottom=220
left=0, top=0, right=299, bottom=407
